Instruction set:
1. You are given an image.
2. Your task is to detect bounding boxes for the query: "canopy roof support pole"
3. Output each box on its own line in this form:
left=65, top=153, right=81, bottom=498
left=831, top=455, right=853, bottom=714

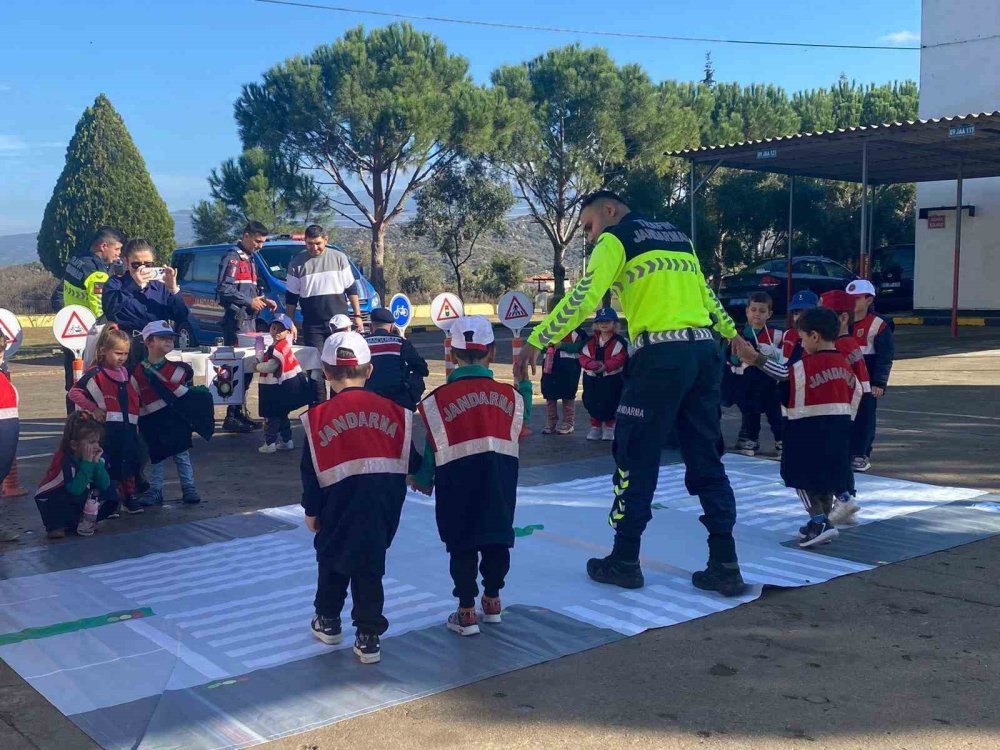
left=859, top=141, right=869, bottom=277
left=689, top=161, right=697, bottom=252
left=951, top=160, right=964, bottom=338
left=787, top=175, right=794, bottom=312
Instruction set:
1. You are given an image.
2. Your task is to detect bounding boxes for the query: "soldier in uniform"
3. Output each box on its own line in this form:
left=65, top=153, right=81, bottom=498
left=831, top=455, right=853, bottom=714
left=363, top=308, right=429, bottom=410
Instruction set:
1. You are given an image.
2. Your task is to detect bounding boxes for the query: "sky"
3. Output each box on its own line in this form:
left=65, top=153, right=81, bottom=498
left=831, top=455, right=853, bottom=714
left=0, top=0, right=921, bottom=235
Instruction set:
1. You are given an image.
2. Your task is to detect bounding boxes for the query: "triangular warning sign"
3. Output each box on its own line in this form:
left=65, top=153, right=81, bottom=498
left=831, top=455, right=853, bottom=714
left=504, top=296, right=529, bottom=321
left=60, top=310, right=90, bottom=338
left=0, top=319, right=16, bottom=341
left=436, top=298, right=459, bottom=321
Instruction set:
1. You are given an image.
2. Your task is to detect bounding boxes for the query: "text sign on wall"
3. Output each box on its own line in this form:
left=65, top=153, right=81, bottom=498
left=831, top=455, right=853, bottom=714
left=949, top=124, right=975, bottom=138
left=756, top=148, right=777, bottom=160
left=928, top=215, right=946, bottom=229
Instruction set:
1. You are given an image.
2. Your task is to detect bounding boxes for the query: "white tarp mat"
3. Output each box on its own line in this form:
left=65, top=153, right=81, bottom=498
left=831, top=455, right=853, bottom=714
left=0, top=455, right=990, bottom=749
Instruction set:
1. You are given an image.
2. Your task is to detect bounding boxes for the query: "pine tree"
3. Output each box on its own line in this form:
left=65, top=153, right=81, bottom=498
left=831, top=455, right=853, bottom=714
left=37, top=94, right=174, bottom=274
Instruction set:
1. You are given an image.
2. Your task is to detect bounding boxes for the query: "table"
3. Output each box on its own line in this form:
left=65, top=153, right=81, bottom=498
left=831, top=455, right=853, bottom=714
left=166, top=346, right=322, bottom=379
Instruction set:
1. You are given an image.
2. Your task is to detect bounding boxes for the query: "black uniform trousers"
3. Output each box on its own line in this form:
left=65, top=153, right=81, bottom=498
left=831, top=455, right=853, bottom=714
left=314, top=559, right=388, bottom=635
left=62, top=347, right=76, bottom=415
left=449, top=545, right=511, bottom=608
left=222, top=317, right=254, bottom=418
left=610, top=337, right=738, bottom=564
left=851, top=393, right=877, bottom=458
left=300, top=325, right=330, bottom=404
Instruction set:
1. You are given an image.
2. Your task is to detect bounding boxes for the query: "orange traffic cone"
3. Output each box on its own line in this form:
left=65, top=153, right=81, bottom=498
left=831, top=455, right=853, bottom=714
left=1, top=459, right=28, bottom=498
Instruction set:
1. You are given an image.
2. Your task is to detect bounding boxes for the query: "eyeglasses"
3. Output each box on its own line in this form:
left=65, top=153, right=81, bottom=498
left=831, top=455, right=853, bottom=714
left=130, top=261, right=156, bottom=270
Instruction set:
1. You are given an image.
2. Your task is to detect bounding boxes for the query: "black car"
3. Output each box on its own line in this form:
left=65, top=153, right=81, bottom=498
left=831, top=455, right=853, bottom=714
left=871, top=244, right=914, bottom=311
left=717, top=255, right=857, bottom=317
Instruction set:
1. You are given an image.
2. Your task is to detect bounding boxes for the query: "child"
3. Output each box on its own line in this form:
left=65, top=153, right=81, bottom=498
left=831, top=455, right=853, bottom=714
left=133, top=321, right=211, bottom=506
left=69, top=325, right=144, bottom=514
left=845, top=279, right=895, bottom=472
left=540, top=325, right=587, bottom=434
left=0, top=328, right=20, bottom=542
left=301, top=331, right=411, bottom=665
left=735, top=307, right=862, bottom=548
left=782, top=290, right=819, bottom=366
left=410, top=316, right=523, bottom=636
left=256, top=314, right=311, bottom=454
left=578, top=307, right=628, bottom=441
left=730, top=292, right=784, bottom=457
left=34, top=413, right=120, bottom=538
left=329, top=314, right=352, bottom=334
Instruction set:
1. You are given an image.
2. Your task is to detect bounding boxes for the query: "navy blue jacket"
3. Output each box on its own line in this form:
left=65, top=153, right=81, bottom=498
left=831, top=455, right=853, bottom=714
left=103, top=274, right=189, bottom=335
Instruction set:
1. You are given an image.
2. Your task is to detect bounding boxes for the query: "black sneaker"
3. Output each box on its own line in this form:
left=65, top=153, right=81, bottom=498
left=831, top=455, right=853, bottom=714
left=586, top=555, right=644, bottom=589
left=222, top=415, right=254, bottom=433
left=237, top=410, right=263, bottom=430
left=121, top=496, right=145, bottom=515
left=692, top=562, right=748, bottom=597
left=181, top=488, right=202, bottom=505
left=798, top=520, right=839, bottom=548
left=353, top=633, right=381, bottom=664
left=310, top=615, right=343, bottom=645
left=797, top=523, right=810, bottom=540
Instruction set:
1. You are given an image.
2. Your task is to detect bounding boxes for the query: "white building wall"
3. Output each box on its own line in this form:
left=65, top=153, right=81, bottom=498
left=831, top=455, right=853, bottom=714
left=917, top=0, right=1000, bottom=311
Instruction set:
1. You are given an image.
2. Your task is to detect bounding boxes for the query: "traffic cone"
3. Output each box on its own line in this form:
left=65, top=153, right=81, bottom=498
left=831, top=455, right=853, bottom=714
left=1, top=459, right=28, bottom=498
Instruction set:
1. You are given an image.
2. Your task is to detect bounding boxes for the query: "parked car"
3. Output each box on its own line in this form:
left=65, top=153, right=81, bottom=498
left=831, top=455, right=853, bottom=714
left=871, top=244, right=914, bottom=311
left=717, top=255, right=857, bottom=317
left=171, top=238, right=380, bottom=347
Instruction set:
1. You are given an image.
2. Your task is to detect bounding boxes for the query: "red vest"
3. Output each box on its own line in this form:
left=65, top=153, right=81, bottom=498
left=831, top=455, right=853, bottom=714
left=786, top=350, right=862, bottom=421
left=258, top=338, right=303, bottom=385
left=580, top=334, right=628, bottom=377
left=78, top=366, right=140, bottom=424
left=0, top=370, right=17, bottom=420
left=132, top=361, right=191, bottom=416
left=853, top=313, right=888, bottom=356
left=418, top=377, right=523, bottom=466
left=301, top=389, right=411, bottom=488
left=835, top=335, right=871, bottom=393
left=781, top=327, right=801, bottom=361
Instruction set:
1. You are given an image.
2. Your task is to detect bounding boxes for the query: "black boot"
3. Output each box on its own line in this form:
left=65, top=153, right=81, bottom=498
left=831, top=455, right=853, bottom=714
left=691, top=562, right=747, bottom=597
left=237, top=407, right=263, bottom=430
left=587, top=534, right=644, bottom=589
left=223, top=407, right=254, bottom=433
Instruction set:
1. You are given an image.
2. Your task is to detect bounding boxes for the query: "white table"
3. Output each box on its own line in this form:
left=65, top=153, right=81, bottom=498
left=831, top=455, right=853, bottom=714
left=166, top=346, right=322, bottom=379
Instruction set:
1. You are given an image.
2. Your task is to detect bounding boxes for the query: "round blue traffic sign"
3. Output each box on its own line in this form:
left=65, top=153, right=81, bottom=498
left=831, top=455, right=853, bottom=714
left=389, top=293, right=413, bottom=331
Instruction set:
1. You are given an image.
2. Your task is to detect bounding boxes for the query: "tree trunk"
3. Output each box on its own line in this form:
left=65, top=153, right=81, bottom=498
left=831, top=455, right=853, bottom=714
left=370, top=222, right=388, bottom=299
left=552, top=242, right=567, bottom=303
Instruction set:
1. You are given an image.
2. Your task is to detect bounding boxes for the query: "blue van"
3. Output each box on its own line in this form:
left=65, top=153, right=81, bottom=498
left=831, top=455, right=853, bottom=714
left=171, top=237, right=381, bottom=347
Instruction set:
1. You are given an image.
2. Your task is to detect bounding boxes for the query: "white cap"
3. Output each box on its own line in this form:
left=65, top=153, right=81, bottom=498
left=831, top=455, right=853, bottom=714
left=141, top=320, right=175, bottom=341
left=321, top=331, right=371, bottom=366
left=450, top=315, right=494, bottom=351
left=846, top=279, right=876, bottom=297
left=329, top=314, right=352, bottom=331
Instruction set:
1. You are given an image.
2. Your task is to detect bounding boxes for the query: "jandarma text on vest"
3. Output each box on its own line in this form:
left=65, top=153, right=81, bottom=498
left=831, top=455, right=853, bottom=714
left=808, top=367, right=853, bottom=390
left=441, top=390, right=515, bottom=423
left=318, top=411, right=399, bottom=447
left=616, top=405, right=645, bottom=418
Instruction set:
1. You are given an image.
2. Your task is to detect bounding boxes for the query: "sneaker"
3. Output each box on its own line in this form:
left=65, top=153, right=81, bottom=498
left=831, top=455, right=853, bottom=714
left=851, top=456, right=872, bottom=472
left=797, top=523, right=810, bottom=540
left=76, top=517, right=97, bottom=536
left=586, top=555, right=644, bottom=589
left=447, top=607, right=480, bottom=636
left=106, top=506, right=121, bottom=519
left=829, top=496, right=861, bottom=525
left=138, top=488, right=164, bottom=507
left=602, top=425, right=615, bottom=441
left=692, top=562, right=748, bottom=597
left=311, top=615, right=343, bottom=645
left=774, top=441, right=783, bottom=459
left=46, top=528, right=67, bottom=540
left=586, top=426, right=602, bottom=441
left=258, top=442, right=277, bottom=454
left=480, top=595, right=502, bottom=624
left=121, top=496, right=145, bottom=515
left=222, top=415, right=254, bottom=434
left=0, top=525, right=20, bottom=543
left=734, top=439, right=758, bottom=457
left=181, top=488, right=202, bottom=505
left=276, top=439, right=295, bottom=451
left=555, top=422, right=575, bottom=435
left=798, top=520, right=839, bottom=548
left=541, top=424, right=556, bottom=435
left=353, top=632, right=381, bottom=664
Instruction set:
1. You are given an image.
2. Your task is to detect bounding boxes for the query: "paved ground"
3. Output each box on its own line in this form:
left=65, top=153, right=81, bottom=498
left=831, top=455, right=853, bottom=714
left=2, top=326, right=999, bottom=748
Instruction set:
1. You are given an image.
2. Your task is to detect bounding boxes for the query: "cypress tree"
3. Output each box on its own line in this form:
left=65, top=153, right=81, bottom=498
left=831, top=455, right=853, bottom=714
left=37, top=94, right=174, bottom=274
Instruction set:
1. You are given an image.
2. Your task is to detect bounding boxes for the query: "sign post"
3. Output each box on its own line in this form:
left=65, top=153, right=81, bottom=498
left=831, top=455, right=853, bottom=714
left=497, top=291, right=534, bottom=438
left=52, top=305, right=97, bottom=383
left=388, top=293, right=413, bottom=335
left=430, top=292, right=464, bottom=376
left=0, top=308, right=26, bottom=496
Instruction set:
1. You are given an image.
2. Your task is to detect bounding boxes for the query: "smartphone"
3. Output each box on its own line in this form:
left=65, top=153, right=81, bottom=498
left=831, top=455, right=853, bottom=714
left=148, top=267, right=166, bottom=282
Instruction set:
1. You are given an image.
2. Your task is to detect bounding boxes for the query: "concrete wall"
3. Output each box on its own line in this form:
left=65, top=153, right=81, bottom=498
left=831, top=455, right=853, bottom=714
left=917, top=0, right=1000, bottom=311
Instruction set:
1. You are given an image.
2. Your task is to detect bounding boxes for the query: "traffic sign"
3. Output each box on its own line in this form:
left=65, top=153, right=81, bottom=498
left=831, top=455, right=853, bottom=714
left=389, top=293, right=413, bottom=332
left=430, top=292, right=464, bottom=330
left=53, top=305, right=96, bottom=355
left=0, top=308, right=23, bottom=358
left=497, top=290, right=533, bottom=332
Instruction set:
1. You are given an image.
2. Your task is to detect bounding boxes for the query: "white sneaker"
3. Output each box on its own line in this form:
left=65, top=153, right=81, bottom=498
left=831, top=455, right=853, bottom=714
left=258, top=442, right=277, bottom=454
left=602, top=425, right=615, bottom=441
left=277, top=439, right=295, bottom=451
left=586, top=426, right=602, bottom=441
left=829, top=496, right=861, bottom=525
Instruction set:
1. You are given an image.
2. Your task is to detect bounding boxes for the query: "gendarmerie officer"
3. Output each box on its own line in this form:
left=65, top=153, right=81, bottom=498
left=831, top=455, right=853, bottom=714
left=514, top=190, right=747, bottom=596
left=363, top=308, right=429, bottom=410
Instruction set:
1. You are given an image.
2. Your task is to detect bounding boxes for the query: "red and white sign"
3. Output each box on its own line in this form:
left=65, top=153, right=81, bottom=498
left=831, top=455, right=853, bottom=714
left=928, top=215, right=946, bottom=229
left=0, top=308, right=23, bottom=358
left=431, top=292, right=464, bottom=330
left=52, top=305, right=96, bottom=355
left=497, top=290, right=533, bottom=332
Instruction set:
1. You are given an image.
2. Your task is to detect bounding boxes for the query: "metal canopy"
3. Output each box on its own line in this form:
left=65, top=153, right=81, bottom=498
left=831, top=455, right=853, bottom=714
left=670, top=112, right=1000, bottom=185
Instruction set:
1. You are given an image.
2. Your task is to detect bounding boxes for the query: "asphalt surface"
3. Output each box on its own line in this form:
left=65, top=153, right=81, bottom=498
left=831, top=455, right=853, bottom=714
left=2, top=325, right=999, bottom=749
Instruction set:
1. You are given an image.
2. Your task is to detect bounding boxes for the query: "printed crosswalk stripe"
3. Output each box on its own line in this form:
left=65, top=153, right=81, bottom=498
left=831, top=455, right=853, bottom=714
left=168, top=584, right=316, bottom=624
left=646, top=583, right=740, bottom=610
left=738, top=562, right=810, bottom=586
left=195, top=606, right=316, bottom=639
left=562, top=605, right=643, bottom=635
left=115, top=554, right=314, bottom=599
left=620, top=591, right=706, bottom=621
left=84, top=535, right=292, bottom=578
left=144, top=567, right=311, bottom=605
left=227, top=631, right=310, bottom=659
left=593, top=599, right=677, bottom=627
left=765, top=555, right=870, bottom=574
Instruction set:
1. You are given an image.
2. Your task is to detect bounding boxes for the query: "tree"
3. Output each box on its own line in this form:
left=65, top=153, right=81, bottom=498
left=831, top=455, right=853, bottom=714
left=235, top=23, right=503, bottom=297
left=473, top=253, right=525, bottom=299
left=408, top=160, right=514, bottom=301
left=37, top=94, right=174, bottom=273
left=386, top=252, right=446, bottom=302
left=191, top=199, right=235, bottom=244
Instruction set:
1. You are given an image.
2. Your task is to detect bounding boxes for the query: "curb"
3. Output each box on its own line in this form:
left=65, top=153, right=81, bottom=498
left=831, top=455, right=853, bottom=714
left=893, top=316, right=998, bottom=327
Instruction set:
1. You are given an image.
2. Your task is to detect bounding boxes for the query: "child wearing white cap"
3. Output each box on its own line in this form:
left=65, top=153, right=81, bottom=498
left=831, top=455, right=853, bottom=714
left=410, top=316, right=524, bottom=636
left=255, top=314, right=312, bottom=453
left=301, top=331, right=414, bottom=664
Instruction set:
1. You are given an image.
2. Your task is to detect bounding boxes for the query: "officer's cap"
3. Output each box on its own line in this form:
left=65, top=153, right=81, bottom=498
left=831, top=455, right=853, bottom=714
left=450, top=316, right=494, bottom=351
left=370, top=307, right=395, bottom=324
left=322, top=331, right=371, bottom=367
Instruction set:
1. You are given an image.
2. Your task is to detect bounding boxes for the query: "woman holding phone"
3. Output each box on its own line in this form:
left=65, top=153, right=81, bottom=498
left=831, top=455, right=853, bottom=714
left=103, top=238, right=189, bottom=366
